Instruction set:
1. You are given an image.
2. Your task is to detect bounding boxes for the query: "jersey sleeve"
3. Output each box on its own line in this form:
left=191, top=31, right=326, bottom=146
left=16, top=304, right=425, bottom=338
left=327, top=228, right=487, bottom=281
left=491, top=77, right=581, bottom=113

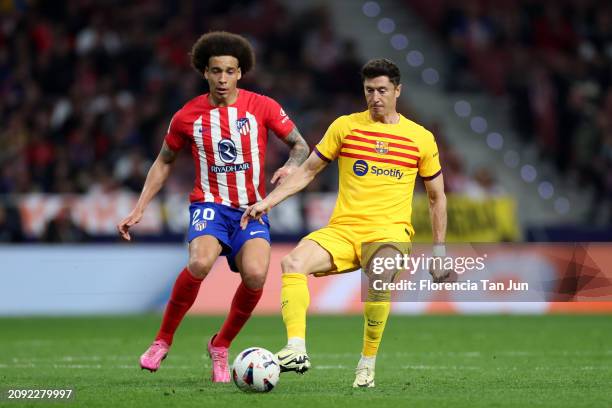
left=313, top=116, right=347, bottom=162
left=418, top=131, right=442, bottom=179
left=263, top=96, right=295, bottom=139
left=164, top=111, right=189, bottom=151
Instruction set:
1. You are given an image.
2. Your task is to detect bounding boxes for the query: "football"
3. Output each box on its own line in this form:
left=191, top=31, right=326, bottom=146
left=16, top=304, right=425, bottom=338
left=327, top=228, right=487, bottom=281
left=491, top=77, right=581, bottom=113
left=231, top=347, right=280, bottom=392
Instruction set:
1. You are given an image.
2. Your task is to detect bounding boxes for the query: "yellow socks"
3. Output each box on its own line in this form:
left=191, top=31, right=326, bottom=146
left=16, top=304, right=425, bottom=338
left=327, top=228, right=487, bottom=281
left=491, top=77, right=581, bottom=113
left=281, top=273, right=310, bottom=340
left=362, top=292, right=391, bottom=357
left=280, top=273, right=389, bottom=356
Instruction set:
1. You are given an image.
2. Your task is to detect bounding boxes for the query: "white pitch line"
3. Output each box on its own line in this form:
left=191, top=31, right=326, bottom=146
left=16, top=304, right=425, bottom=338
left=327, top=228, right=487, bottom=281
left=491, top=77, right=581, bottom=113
left=5, top=338, right=124, bottom=346
left=3, top=350, right=610, bottom=368
left=2, top=362, right=610, bottom=372
left=314, top=365, right=349, bottom=369
left=315, top=350, right=612, bottom=358
left=401, top=365, right=480, bottom=370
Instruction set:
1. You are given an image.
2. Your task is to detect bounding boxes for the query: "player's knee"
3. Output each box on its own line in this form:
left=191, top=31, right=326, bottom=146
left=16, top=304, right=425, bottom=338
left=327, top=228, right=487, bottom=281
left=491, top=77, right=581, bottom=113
left=281, top=253, right=307, bottom=275
left=188, top=255, right=215, bottom=279
left=241, top=267, right=267, bottom=290
left=366, top=288, right=392, bottom=302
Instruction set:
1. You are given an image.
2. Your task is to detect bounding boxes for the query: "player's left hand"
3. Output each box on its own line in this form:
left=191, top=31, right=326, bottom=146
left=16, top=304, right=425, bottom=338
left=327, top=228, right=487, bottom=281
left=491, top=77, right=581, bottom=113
left=271, top=165, right=297, bottom=185
left=240, top=201, right=270, bottom=230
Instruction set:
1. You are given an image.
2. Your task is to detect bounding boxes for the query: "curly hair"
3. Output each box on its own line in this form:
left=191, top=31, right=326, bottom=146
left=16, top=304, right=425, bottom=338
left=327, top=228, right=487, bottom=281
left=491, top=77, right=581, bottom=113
left=190, top=31, right=255, bottom=74
left=360, top=58, right=401, bottom=86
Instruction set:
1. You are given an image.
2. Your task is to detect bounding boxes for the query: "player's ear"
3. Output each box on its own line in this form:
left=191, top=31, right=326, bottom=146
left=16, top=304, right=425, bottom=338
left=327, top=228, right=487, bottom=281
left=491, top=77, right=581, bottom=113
left=237, top=67, right=242, bottom=81
left=203, top=67, right=209, bottom=80
left=396, top=83, right=402, bottom=97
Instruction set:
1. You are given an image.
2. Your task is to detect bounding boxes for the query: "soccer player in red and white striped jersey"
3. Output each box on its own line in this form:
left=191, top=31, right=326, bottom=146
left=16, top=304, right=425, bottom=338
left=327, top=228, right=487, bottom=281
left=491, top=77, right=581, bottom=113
left=117, top=32, right=309, bottom=382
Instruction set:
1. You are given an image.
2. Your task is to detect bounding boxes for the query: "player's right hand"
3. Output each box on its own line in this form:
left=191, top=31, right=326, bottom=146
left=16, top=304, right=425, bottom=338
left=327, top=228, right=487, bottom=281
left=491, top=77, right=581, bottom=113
left=429, top=265, right=457, bottom=283
left=117, top=209, right=144, bottom=241
left=240, top=201, right=270, bottom=230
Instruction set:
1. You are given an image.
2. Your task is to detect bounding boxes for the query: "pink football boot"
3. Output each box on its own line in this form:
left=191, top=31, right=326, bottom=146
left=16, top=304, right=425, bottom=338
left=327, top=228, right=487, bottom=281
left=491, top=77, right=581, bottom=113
left=207, top=335, right=230, bottom=383
left=140, top=340, right=169, bottom=372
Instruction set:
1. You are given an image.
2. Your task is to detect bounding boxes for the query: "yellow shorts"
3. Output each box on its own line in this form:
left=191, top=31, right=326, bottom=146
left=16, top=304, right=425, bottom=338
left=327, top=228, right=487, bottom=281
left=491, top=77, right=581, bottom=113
left=304, top=223, right=412, bottom=276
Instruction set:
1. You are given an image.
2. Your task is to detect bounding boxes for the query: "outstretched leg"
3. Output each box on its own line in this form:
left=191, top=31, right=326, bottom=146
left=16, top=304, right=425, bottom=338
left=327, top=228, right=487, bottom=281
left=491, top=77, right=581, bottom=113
left=140, top=235, right=221, bottom=372
left=277, top=239, right=333, bottom=373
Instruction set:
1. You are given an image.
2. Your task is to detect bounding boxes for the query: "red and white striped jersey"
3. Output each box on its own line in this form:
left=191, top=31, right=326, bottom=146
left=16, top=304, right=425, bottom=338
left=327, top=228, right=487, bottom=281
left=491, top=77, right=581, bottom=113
left=164, top=89, right=295, bottom=209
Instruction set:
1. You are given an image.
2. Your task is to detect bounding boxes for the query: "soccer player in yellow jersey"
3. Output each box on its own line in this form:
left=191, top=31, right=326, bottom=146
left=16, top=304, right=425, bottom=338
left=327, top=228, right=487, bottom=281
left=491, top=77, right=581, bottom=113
left=241, top=58, right=449, bottom=388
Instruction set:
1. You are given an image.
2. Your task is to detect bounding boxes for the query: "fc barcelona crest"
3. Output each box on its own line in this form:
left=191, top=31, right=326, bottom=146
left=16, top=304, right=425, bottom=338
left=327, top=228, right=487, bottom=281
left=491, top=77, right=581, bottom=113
left=236, top=117, right=250, bottom=135
left=375, top=141, right=389, bottom=154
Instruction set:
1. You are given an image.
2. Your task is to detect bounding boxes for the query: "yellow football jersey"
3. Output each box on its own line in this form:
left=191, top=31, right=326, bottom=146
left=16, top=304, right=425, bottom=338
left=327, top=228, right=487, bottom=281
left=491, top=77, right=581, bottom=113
left=314, top=110, right=441, bottom=237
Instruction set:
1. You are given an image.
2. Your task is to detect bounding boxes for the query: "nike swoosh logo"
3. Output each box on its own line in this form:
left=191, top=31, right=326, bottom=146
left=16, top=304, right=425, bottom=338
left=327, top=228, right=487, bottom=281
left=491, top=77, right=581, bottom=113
left=249, top=230, right=266, bottom=236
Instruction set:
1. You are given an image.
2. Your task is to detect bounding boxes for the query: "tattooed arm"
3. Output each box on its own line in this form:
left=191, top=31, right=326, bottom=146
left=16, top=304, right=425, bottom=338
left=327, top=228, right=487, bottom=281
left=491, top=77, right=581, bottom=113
left=117, top=142, right=178, bottom=241
left=271, top=126, right=310, bottom=184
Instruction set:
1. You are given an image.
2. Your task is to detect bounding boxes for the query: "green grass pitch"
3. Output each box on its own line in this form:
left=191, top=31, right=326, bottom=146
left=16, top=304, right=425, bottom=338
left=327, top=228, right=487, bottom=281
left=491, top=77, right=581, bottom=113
left=1, top=315, right=611, bottom=407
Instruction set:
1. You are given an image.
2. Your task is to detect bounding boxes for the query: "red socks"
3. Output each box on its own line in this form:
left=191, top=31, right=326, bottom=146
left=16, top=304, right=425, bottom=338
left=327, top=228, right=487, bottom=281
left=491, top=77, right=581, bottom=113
left=212, top=282, right=263, bottom=348
left=155, top=268, right=262, bottom=348
left=156, top=268, right=203, bottom=345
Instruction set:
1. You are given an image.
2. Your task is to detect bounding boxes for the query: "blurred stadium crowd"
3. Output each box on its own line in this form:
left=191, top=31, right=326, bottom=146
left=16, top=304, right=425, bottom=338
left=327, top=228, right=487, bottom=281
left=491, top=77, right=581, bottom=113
left=0, top=0, right=364, bottom=197
left=411, top=0, right=612, bottom=220
left=0, top=0, right=610, bottom=241
left=0, top=0, right=504, bottom=241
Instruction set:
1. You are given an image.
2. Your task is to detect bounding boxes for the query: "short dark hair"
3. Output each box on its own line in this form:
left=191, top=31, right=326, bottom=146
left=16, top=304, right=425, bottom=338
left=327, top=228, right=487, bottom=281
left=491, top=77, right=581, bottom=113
left=190, top=31, right=255, bottom=75
left=360, top=58, right=401, bottom=86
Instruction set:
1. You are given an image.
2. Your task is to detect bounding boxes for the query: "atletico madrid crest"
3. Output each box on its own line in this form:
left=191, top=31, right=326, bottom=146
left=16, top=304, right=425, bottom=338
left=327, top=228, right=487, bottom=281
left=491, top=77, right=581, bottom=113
left=236, top=118, right=250, bottom=135
left=375, top=140, right=389, bottom=154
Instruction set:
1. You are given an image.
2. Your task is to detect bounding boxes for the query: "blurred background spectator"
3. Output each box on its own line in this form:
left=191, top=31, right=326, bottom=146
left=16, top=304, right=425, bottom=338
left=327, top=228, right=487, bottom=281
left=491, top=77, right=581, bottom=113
left=42, top=203, right=89, bottom=243
left=0, top=199, right=24, bottom=242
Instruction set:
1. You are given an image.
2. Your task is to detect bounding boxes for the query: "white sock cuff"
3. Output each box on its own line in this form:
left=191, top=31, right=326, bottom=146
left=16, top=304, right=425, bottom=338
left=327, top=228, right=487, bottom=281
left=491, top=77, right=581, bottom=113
left=359, top=354, right=376, bottom=368
left=287, top=337, right=306, bottom=352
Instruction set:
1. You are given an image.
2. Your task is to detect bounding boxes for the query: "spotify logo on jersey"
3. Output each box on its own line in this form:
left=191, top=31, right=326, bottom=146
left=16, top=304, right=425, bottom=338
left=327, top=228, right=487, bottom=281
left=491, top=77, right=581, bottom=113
left=353, top=160, right=369, bottom=176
